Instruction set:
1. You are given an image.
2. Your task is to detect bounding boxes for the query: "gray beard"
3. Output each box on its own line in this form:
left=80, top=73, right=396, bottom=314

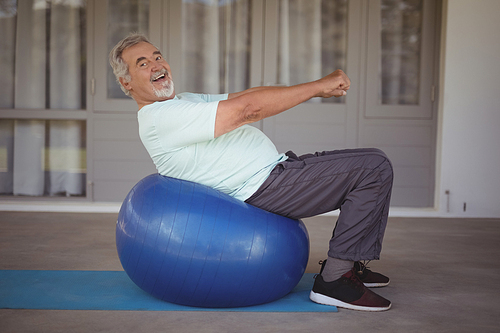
left=153, top=80, right=174, bottom=98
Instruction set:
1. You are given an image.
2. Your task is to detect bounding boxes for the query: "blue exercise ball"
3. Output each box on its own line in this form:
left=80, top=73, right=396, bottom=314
left=116, top=174, right=309, bottom=308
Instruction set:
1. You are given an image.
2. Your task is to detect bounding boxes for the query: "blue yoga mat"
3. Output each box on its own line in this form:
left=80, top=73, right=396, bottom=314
left=0, top=270, right=337, bottom=312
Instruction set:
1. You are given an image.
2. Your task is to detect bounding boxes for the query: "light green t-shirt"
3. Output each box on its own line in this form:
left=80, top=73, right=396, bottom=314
left=137, top=92, right=287, bottom=201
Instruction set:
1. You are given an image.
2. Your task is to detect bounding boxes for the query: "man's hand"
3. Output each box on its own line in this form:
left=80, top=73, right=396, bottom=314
left=315, top=69, right=351, bottom=98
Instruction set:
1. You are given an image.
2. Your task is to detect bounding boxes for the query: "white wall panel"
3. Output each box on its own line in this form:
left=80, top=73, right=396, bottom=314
left=391, top=187, right=432, bottom=207
left=438, top=0, right=500, bottom=217
left=360, top=125, right=433, bottom=147
left=91, top=115, right=155, bottom=202
left=93, top=180, right=142, bottom=203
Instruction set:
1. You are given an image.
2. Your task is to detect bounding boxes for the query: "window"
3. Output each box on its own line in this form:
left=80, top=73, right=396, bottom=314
left=365, top=0, right=435, bottom=118
left=277, top=0, right=348, bottom=103
left=181, top=0, right=253, bottom=94
left=0, top=0, right=87, bottom=197
left=380, top=0, right=423, bottom=105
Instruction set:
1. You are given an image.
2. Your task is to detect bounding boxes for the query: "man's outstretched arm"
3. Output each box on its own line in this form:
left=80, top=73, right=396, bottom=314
left=227, top=86, right=283, bottom=100
left=215, top=70, right=350, bottom=138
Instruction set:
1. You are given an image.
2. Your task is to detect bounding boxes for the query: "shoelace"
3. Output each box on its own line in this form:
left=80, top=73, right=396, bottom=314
left=314, top=259, right=373, bottom=281
left=313, top=259, right=326, bottom=279
left=356, top=260, right=372, bottom=275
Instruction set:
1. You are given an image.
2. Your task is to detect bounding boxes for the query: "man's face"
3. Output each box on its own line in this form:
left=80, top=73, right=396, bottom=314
left=120, top=42, right=175, bottom=106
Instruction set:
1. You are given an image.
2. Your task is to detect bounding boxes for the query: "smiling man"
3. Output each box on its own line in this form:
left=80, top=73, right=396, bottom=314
left=109, top=33, right=394, bottom=312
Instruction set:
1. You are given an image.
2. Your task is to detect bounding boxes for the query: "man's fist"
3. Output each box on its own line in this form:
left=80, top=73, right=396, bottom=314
left=315, top=69, right=351, bottom=99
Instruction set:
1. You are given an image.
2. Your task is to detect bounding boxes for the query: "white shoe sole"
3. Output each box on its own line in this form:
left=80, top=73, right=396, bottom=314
left=309, top=291, right=391, bottom=312
left=363, top=281, right=390, bottom=288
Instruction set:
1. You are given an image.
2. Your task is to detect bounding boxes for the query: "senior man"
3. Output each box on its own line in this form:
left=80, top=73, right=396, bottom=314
left=110, top=33, right=394, bottom=311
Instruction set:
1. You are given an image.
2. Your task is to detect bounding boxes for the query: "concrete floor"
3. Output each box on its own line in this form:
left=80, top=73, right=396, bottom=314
left=1, top=211, right=499, bottom=332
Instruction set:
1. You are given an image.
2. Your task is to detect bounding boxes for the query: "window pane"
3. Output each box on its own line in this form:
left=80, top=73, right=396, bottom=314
left=0, top=119, right=86, bottom=197
left=0, top=120, right=14, bottom=193
left=0, top=0, right=16, bottom=108
left=0, top=1, right=87, bottom=197
left=0, top=0, right=86, bottom=110
left=380, top=0, right=423, bottom=105
left=182, top=0, right=252, bottom=94
left=277, top=0, right=348, bottom=104
left=107, top=0, right=149, bottom=99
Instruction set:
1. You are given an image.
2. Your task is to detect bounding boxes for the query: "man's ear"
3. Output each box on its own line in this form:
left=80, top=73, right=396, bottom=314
left=119, top=77, right=132, bottom=92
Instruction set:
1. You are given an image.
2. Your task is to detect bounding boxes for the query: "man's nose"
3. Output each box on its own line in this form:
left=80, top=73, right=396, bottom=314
left=151, top=61, right=162, bottom=71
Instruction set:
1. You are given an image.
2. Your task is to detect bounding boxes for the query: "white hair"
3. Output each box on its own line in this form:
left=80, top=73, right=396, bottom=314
left=109, top=33, right=157, bottom=97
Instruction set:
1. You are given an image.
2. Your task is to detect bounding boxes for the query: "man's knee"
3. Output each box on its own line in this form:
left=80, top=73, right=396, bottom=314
left=367, top=148, right=393, bottom=183
left=366, top=147, right=388, bottom=159
left=380, top=153, right=394, bottom=185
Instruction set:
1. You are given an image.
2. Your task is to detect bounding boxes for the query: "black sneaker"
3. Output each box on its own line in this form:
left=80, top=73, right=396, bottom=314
left=318, top=259, right=390, bottom=288
left=354, top=261, right=390, bottom=288
left=310, top=268, right=392, bottom=311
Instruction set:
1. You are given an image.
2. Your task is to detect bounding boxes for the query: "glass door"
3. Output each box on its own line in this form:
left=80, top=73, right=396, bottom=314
left=88, top=0, right=265, bottom=201
left=365, top=0, right=437, bottom=118
left=261, top=0, right=360, bottom=154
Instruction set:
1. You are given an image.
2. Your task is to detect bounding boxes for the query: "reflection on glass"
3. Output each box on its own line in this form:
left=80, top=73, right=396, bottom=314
left=107, top=0, right=149, bottom=99
left=0, top=119, right=86, bottom=197
left=277, top=0, right=348, bottom=103
left=0, top=0, right=86, bottom=109
left=0, top=0, right=16, bottom=108
left=182, top=0, right=251, bottom=94
left=380, top=0, right=422, bottom=105
left=0, top=1, right=87, bottom=197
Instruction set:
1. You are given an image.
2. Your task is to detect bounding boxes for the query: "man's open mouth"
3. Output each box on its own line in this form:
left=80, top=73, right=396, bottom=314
left=151, top=71, right=167, bottom=82
left=150, top=68, right=168, bottom=82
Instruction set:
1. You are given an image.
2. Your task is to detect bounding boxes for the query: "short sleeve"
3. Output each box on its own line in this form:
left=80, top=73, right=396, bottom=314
left=177, top=92, right=228, bottom=103
left=205, top=93, right=228, bottom=102
left=152, top=99, right=219, bottom=150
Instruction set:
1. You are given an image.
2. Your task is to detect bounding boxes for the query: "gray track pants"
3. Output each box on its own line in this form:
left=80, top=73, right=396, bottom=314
left=245, top=148, right=394, bottom=261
